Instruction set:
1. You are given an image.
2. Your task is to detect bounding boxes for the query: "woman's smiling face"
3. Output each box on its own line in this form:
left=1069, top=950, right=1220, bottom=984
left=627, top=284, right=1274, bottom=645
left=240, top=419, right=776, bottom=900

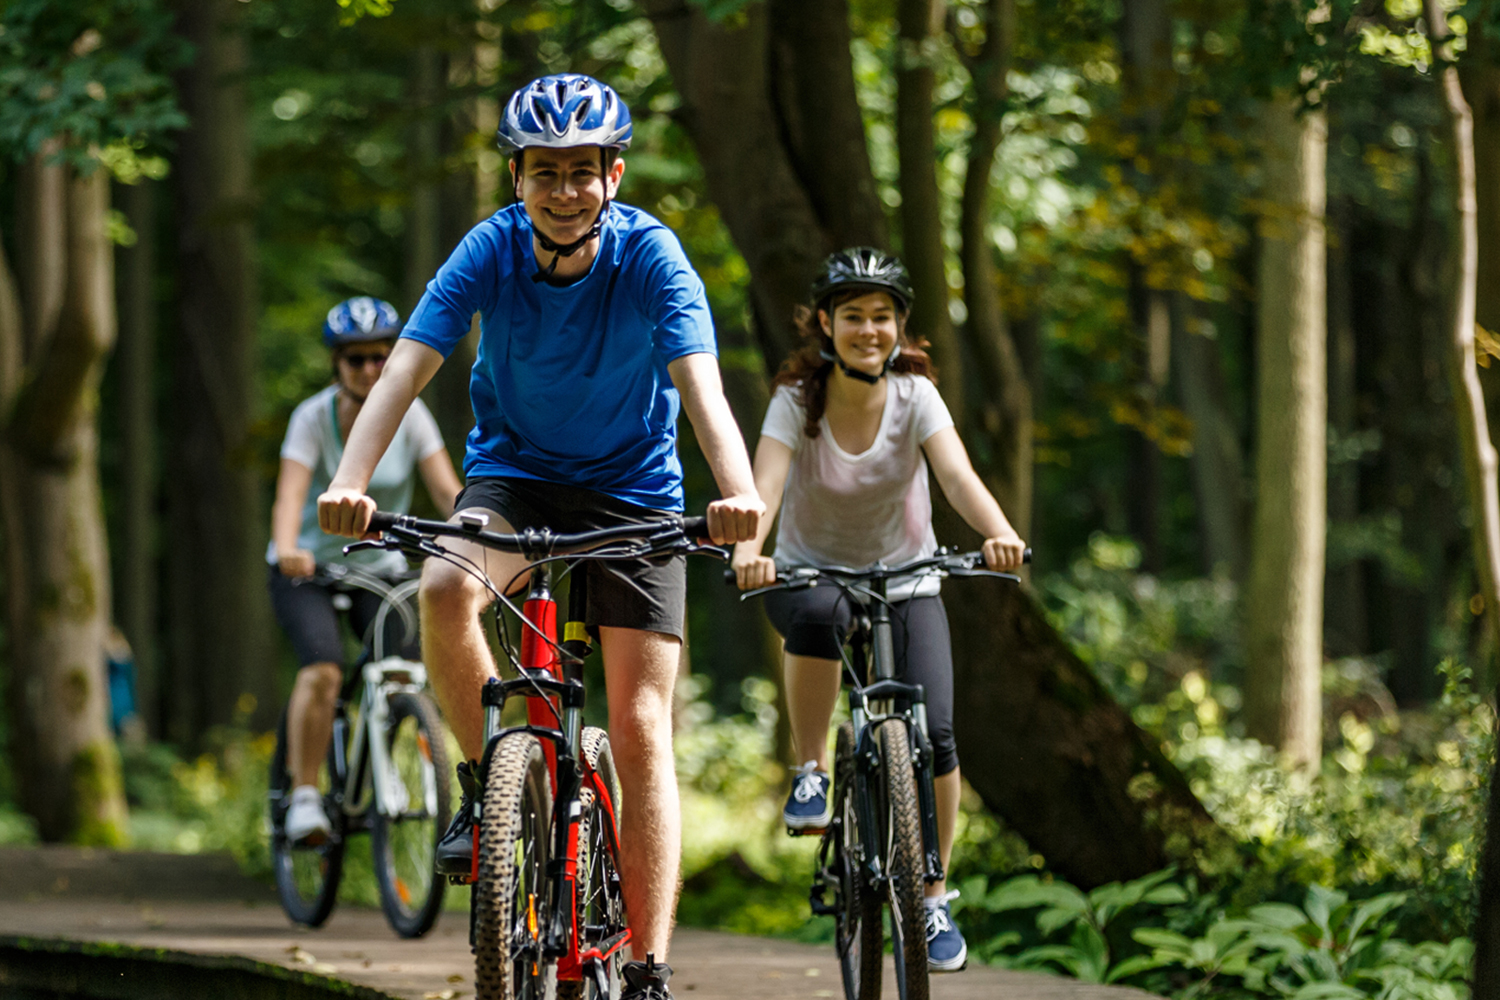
left=821, top=291, right=901, bottom=378
left=512, top=145, right=624, bottom=248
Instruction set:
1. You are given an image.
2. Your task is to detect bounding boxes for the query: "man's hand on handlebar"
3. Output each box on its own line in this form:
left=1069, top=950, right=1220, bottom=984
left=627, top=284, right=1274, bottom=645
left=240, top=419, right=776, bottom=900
left=706, top=493, right=764, bottom=546
left=731, top=552, right=777, bottom=591
left=276, top=548, right=316, bottom=578
left=982, top=532, right=1028, bottom=572
left=318, top=487, right=377, bottom=539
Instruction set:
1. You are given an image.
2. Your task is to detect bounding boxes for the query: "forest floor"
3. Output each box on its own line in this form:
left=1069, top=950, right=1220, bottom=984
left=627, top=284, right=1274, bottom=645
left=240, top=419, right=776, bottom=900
left=0, top=846, right=1160, bottom=999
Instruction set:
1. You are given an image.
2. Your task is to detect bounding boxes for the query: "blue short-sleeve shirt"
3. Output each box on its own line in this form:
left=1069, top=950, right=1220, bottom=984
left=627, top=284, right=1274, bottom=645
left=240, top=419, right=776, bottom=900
left=401, top=203, right=717, bottom=511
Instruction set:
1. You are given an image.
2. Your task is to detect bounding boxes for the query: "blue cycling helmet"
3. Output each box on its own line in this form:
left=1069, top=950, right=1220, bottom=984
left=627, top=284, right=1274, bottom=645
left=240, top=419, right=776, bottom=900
left=496, top=74, right=633, bottom=153
left=322, top=297, right=401, bottom=348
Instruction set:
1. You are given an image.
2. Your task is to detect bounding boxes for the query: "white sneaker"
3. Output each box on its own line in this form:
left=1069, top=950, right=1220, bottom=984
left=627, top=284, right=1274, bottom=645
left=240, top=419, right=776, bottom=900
left=285, top=785, right=331, bottom=844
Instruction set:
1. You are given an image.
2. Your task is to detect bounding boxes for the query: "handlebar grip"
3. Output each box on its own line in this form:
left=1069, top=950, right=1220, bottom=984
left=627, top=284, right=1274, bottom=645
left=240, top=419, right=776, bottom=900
left=369, top=511, right=400, bottom=532
left=724, top=567, right=738, bottom=585
left=681, top=515, right=712, bottom=540
left=1024, top=546, right=1033, bottom=565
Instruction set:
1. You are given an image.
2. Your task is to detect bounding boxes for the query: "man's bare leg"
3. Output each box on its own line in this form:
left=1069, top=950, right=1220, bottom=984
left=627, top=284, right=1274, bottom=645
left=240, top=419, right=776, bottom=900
left=419, top=507, right=528, bottom=761
left=599, top=626, right=681, bottom=962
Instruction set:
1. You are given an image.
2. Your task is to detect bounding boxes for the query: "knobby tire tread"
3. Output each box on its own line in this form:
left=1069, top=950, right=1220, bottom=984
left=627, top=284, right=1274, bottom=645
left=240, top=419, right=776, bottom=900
left=877, top=719, right=929, bottom=1000
left=474, top=733, right=556, bottom=1000
left=558, top=727, right=625, bottom=1000
left=371, top=690, right=452, bottom=938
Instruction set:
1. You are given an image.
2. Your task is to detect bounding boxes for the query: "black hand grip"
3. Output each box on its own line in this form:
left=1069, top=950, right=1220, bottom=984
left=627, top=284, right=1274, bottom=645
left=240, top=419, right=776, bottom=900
left=369, top=511, right=400, bottom=532
left=1024, top=546, right=1033, bottom=564
left=681, top=515, right=712, bottom=540
left=724, top=567, right=738, bottom=585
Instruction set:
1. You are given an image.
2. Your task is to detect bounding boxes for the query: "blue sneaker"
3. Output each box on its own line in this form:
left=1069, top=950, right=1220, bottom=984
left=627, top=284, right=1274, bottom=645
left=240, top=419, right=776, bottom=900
left=925, top=891, right=967, bottom=972
left=783, top=761, right=832, bottom=831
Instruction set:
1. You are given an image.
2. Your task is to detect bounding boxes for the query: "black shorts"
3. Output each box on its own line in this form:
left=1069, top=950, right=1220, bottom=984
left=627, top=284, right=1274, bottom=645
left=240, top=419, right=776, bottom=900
left=267, top=565, right=387, bottom=668
left=764, top=588, right=957, bottom=776
left=454, top=477, right=686, bottom=640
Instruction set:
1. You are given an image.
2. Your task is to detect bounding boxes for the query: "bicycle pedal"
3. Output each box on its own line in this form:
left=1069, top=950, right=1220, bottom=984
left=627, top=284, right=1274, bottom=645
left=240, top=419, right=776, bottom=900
left=786, top=825, right=827, bottom=837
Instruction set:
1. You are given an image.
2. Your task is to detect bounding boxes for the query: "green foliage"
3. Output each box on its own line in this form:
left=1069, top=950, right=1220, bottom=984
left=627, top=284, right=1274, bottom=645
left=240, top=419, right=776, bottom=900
left=0, top=0, right=187, bottom=167
left=335, top=0, right=397, bottom=25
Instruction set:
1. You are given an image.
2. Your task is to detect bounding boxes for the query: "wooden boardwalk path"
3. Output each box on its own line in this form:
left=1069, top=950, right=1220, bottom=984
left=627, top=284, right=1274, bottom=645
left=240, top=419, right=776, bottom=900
left=0, top=846, right=1160, bottom=1000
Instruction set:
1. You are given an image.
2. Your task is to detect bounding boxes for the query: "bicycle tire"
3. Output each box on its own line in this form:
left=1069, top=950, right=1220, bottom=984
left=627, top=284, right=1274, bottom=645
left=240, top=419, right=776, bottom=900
left=269, top=706, right=345, bottom=928
left=370, top=690, right=452, bottom=938
left=831, top=721, right=883, bottom=1000
left=559, top=727, right=627, bottom=1000
left=875, top=719, right=929, bottom=1000
left=474, top=732, right=557, bottom=1000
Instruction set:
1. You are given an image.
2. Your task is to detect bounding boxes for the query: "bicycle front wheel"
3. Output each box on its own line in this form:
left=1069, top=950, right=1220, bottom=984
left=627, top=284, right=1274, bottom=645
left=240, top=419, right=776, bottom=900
left=474, top=732, right=556, bottom=1000
left=832, top=721, right=883, bottom=1000
left=559, top=727, right=627, bottom=1000
left=370, top=690, right=452, bottom=938
left=875, top=719, right=929, bottom=1000
left=269, top=706, right=345, bottom=928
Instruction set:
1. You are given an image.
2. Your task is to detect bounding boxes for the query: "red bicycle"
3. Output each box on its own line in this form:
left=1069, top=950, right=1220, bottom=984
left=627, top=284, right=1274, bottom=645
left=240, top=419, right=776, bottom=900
left=359, top=510, right=723, bottom=999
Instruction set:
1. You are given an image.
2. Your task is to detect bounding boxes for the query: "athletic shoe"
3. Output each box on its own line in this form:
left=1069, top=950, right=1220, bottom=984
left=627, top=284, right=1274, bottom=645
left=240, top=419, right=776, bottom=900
left=621, top=955, right=673, bottom=999
left=434, top=760, right=479, bottom=876
left=926, top=890, right=968, bottom=972
left=783, top=761, right=832, bottom=831
left=285, top=785, right=331, bottom=844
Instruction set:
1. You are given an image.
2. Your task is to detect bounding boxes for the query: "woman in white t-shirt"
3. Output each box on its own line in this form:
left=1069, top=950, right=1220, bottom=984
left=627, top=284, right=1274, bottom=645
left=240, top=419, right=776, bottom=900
left=267, top=297, right=463, bottom=844
left=731, top=249, right=1026, bottom=973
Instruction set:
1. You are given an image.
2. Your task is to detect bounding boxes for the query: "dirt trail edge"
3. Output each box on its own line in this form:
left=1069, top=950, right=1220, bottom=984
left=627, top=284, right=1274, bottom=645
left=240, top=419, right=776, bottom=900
left=0, top=846, right=1161, bottom=1000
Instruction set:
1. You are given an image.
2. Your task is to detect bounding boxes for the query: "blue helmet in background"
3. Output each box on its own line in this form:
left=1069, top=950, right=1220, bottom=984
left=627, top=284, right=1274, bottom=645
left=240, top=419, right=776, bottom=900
left=497, top=74, right=633, bottom=154
left=322, top=297, right=401, bottom=348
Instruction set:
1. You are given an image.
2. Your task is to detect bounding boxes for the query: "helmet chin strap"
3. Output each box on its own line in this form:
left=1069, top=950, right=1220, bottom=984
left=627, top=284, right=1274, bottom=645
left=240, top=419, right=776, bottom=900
left=819, top=343, right=900, bottom=385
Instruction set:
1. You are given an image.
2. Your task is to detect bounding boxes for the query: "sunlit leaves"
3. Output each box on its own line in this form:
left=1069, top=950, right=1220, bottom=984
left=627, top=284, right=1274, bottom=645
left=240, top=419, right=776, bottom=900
left=0, top=0, right=188, bottom=168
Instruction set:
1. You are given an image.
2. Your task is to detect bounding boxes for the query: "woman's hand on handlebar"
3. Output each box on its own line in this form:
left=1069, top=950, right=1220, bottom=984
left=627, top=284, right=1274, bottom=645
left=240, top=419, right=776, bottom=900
left=276, top=548, right=316, bottom=578
left=982, top=533, right=1028, bottom=572
left=318, top=487, right=377, bottom=539
left=731, top=550, right=777, bottom=591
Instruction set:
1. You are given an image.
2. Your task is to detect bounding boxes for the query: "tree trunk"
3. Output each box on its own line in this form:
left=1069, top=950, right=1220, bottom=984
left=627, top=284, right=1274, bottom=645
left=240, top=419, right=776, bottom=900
left=168, top=0, right=275, bottom=742
left=936, top=500, right=1228, bottom=886
left=1323, top=198, right=1365, bottom=655
left=1172, top=297, right=1248, bottom=579
left=1243, top=95, right=1327, bottom=769
left=958, top=0, right=1032, bottom=535
left=0, top=163, right=130, bottom=844
left=895, top=0, right=962, bottom=418
left=115, top=179, right=159, bottom=734
left=645, top=0, right=833, bottom=370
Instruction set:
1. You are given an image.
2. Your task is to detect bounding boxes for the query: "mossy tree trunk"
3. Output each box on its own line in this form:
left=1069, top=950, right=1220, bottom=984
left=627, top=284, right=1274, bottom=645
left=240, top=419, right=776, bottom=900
left=1243, top=94, right=1327, bottom=769
left=0, top=157, right=130, bottom=845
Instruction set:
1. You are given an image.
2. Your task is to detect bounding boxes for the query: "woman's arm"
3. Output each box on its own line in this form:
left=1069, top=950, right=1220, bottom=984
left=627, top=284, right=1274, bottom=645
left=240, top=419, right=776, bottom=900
left=731, top=436, right=793, bottom=590
left=320, top=339, right=445, bottom=536
left=271, top=458, right=316, bottom=577
left=418, top=448, right=464, bottom=518
left=923, top=426, right=1027, bottom=571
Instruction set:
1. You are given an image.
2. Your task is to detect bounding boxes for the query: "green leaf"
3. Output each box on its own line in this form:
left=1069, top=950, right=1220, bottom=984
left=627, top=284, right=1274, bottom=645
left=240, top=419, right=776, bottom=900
left=1249, top=902, right=1312, bottom=931
left=985, top=875, right=1090, bottom=916
left=1105, top=954, right=1163, bottom=982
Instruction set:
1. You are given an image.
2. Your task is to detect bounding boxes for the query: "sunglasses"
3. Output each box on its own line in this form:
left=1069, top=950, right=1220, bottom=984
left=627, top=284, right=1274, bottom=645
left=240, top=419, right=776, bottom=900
left=340, top=351, right=389, bottom=369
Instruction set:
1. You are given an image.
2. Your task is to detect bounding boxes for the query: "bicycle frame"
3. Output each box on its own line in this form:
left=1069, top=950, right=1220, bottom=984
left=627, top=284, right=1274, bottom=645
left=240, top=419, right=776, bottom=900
left=472, top=559, right=630, bottom=992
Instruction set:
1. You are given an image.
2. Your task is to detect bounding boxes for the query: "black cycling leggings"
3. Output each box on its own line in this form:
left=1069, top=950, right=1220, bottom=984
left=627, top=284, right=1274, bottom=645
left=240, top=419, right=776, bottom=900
left=763, top=588, right=957, bottom=777
left=267, top=566, right=388, bottom=668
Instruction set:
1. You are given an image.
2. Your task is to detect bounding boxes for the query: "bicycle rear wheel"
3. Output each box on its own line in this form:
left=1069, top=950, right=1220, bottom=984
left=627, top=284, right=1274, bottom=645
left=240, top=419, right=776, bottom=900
left=832, top=722, right=883, bottom=1000
left=370, top=690, right=452, bottom=938
left=559, top=727, right=627, bottom=1000
left=875, top=719, right=928, bottom=1000
left=269, top=706, right=345, bottom=928
left=474, top=732, right=556, bottom=1000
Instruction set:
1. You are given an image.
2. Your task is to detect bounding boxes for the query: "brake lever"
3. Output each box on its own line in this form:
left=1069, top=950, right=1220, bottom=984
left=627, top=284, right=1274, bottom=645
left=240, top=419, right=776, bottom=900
left=684, top=542, right=730, bottom=560
left=342, top=539, right=396, bottom=555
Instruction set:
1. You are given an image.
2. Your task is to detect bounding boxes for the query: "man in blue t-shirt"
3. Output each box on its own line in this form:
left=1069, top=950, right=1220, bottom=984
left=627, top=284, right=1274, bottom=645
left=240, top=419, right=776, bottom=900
left=319, top=75, right=762, bottom=999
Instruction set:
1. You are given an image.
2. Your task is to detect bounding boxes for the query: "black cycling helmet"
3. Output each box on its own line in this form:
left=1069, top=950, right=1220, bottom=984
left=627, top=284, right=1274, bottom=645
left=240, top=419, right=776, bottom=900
left=810, top=247, right=914, bottom=314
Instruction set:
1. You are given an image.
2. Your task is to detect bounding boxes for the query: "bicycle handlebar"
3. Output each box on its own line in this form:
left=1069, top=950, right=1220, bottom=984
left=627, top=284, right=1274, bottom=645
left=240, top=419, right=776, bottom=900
left=723, top=546, right=1032, bottom=598
left=358, top=509, right=718, bottom=560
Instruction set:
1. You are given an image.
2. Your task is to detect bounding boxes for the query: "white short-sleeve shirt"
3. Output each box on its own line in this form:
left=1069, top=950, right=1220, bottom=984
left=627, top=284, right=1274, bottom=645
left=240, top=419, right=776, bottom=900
left=761, top=373, right=954, bottom=601
left=266, top=385, right=446, bottom=575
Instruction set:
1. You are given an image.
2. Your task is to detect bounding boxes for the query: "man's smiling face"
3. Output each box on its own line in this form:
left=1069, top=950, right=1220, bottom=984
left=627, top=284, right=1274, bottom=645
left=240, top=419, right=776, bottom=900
left=512, top=145, right=625, bottom=249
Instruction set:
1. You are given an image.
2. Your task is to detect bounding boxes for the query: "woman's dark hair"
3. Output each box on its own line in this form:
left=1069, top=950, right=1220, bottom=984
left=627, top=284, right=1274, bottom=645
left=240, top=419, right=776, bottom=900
left=772, top=289, right=937, bottom=439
